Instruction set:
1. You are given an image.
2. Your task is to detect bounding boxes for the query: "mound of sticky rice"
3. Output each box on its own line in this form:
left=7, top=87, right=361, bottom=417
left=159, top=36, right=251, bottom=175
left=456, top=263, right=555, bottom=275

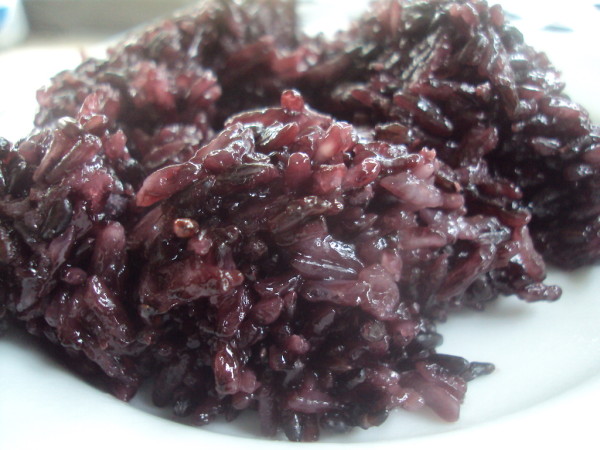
left=3, top=0, right=597, bottom=441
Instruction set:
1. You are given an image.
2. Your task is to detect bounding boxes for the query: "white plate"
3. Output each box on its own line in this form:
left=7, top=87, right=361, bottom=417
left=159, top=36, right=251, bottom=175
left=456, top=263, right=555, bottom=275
left=1, top=1, right=600, bottom=449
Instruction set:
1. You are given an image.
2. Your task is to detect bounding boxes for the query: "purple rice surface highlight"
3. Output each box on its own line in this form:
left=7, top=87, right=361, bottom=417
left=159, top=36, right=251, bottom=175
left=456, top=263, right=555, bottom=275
left=0, top=0, right=595, bottom=442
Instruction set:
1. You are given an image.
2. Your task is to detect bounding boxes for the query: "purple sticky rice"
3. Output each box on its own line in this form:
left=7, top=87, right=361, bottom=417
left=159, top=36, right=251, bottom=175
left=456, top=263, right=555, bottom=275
left=1, top=0, right=595, bottom=442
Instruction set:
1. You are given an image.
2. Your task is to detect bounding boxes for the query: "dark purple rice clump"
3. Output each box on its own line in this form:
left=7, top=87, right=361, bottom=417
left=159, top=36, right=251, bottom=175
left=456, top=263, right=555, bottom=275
left=34, top=0, right=304, bottom=171
left=0, top=0, right=595, bottom=442
left=293, top=0, right=600, bottom=269
left=32, top=0, right=600, bottom=269
left=0, top=89, right=557, bottom=439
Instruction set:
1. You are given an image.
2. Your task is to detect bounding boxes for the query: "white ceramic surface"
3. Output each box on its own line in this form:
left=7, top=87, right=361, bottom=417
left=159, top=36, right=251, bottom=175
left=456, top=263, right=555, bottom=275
left=1, top=1, right=600, bottom=449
